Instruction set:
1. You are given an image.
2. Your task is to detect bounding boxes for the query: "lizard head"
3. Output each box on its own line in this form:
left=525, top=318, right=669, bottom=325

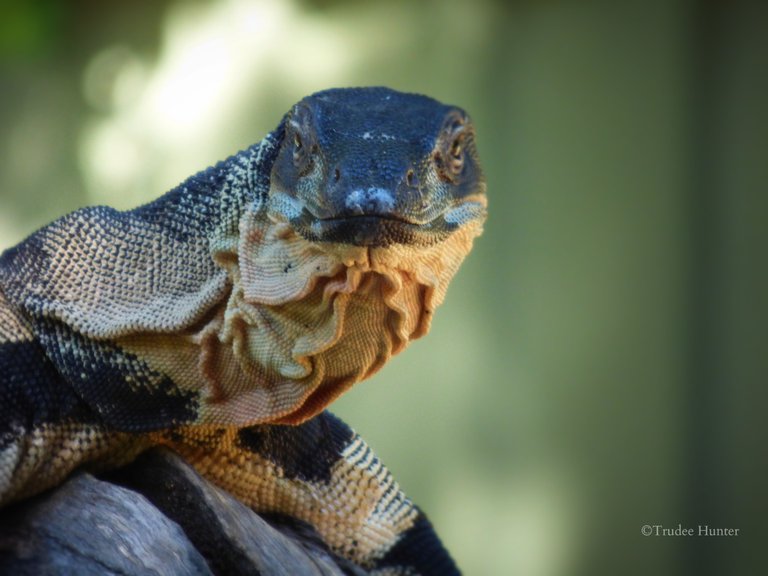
left=208, top=87, right=487, bottom=425
left=267, top=87, right=486, bottom=247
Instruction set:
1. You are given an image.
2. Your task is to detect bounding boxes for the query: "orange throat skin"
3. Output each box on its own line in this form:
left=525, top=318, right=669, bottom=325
left=118, top=204, right=485, bottom=428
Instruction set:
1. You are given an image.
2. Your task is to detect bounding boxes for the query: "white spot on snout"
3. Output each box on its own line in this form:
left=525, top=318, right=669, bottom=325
left=345, top=187, right=395, bottom=215
left=358, top=131, right=399, bottom=141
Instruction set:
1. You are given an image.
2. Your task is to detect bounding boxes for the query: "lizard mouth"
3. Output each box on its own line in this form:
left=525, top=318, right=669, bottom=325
left=306, top=214, right=451, bottom=247
left=291, top=205, right=484, bottom=248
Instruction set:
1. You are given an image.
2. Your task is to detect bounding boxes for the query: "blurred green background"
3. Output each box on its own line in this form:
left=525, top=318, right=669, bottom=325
left=1, top=0, right=765, bottom=574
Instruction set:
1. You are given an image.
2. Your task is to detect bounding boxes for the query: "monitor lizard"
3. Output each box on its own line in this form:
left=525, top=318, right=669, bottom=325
left=0, top=87, right=487, bottom=574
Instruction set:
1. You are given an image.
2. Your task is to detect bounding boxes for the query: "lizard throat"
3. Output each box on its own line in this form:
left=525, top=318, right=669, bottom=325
left=188, top=209, right=483, bottom=426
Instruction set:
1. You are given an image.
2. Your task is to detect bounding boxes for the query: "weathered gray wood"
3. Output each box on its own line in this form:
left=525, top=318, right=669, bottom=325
left=116, top=449, right=365, bottom=576
left=0, top=472, right=212, bottom=576
left=0, top=449, right=367, bottom=576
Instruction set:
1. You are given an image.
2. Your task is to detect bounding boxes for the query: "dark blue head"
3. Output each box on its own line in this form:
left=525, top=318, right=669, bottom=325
left=267, top=87, right=486, bottom=247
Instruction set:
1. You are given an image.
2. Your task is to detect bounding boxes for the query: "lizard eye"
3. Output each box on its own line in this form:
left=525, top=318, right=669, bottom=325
left=447, top=134, right=465, bottom=175
left=450, top=136, right=462, bottom=158
left=288, top=104, right=316, bottom=175
left=292, top=130, right=313, bottom=173
left=435, top=116, right=468, bottom=182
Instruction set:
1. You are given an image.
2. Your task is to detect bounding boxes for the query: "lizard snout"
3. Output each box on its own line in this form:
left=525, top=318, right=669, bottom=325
left=343, top=187, right=395, bottom=217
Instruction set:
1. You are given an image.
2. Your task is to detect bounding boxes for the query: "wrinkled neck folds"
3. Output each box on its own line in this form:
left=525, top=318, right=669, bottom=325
left=201, top=204, right=483, bottom=426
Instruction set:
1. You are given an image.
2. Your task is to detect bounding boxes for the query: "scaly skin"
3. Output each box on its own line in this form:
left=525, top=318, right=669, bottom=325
left=0, top=87, right=486, bottom=574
